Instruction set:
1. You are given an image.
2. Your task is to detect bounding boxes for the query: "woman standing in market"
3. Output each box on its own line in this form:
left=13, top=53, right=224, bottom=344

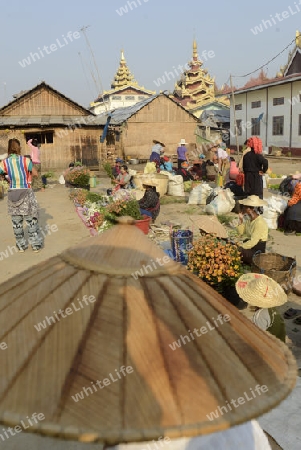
left=177, top=139, right=188, bottom=169
left=243, top=137, right=268, bottom=199
left=0, top=138, right=43, bottom=252
left=27, top=138, right=44, bottom=191
left=150, top=139, right=165, bottom=168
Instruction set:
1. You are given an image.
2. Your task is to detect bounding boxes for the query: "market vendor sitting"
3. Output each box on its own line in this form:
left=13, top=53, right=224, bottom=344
left=138, top=181, right=160, bottom=222
left=160, top=155, right=173, bottom=172
left=190, top=159, right=206, bottom=180
left=236, top=273, right=287, bottom=342
left=175, top=161, right=194, bottom=181
left=283, top=179, right=301, bottom=235
left=112, top=165, right=131, bottom=190
left=112, top=157, right=124, bottom=178
left=236, top=195, right=268, bottom=265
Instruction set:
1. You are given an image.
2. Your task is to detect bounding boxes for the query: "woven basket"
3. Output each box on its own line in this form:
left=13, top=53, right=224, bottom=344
left=252, top=252, right=296, bottom=293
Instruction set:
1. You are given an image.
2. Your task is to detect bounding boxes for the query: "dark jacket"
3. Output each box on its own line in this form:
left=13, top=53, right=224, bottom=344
left=139, top=189, right=160, bottom=221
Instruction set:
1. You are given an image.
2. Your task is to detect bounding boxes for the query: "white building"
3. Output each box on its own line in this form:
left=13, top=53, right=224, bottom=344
left=230, top=31, right=301, bottom=154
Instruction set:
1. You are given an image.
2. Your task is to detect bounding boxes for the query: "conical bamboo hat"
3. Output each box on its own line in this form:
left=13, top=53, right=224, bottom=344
left=0, top=217, right=296, bottom=444
left=190, top=215, right=228, bottom=239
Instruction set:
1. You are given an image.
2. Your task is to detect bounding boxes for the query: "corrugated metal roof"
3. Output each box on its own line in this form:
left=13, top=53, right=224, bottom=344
left=0, top=116, right=97, bottom=127
left=93, top=95, right=158, bottom=126
left=200, top=109, right=230, bottom=123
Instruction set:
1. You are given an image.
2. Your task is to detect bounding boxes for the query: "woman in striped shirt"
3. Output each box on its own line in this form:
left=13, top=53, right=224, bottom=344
left=0, top=139, right=43, bottom=252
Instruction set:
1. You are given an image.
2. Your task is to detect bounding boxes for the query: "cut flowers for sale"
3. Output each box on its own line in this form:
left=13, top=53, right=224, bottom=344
left=64, top=166, right=91, bottom=187
left=70, top=189, right=142, bottom=233
left=187, top=234, right=244, bottom=292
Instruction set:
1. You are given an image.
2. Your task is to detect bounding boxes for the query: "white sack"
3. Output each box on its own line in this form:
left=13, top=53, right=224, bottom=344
left=267, top=195, right=288, bottom=214
left=188, top=183, right=212, bottom=205
left=167, top=175, right=185, bottom=196
left=205, top=189, right=235, bottom=215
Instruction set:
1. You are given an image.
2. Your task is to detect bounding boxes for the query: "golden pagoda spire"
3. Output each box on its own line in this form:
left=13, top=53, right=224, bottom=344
left=296, top=30, right=301, bottom=49
left=193, top=39, right=198, bottom=59
left=110, top=49, right=137, bottom=90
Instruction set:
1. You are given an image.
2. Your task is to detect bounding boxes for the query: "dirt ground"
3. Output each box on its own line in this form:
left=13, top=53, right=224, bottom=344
left=0, top=156, right=300, bottom=450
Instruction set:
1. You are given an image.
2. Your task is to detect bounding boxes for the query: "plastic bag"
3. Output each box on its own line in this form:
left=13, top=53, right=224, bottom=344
left=262, top=216, right=278, bottom=229
left=188, top=183, right=212, bottom=205
left=144, top=162, right=157, bottom=174
left=267, top=196, right=288, bottom=214
left=205, top=189, right=235, bottom=215
left=59, top=174, right=65, bottom=185
left=216, top=173, right=224, bottom=187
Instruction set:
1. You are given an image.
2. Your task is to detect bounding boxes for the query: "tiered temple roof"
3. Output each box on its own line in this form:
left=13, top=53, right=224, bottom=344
left=110, top=50, right=137, bottom=90
left=101, top=50, right=155, bottom=97
left=172, top=41, right=225, bottom=110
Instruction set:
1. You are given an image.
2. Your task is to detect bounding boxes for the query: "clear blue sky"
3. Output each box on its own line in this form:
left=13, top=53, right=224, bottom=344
left=0, top=0, right=300, bottom=108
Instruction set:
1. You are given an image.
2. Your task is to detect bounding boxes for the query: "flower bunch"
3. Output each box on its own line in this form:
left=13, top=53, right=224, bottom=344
left=87, top=211, right=105, bottom=230
left=105, top=198, right=142, bottom=220
left=69, top=189, right=88, bottom=206
left=65, top=166, right=91, bottom=187
left=187, top=235, right=244, bottom=290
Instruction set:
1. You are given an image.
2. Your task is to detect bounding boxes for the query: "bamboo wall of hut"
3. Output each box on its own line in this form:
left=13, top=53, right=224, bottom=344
left=0, top=82, right=102, bottom=170
left=100, top=95, right=200, bottom=161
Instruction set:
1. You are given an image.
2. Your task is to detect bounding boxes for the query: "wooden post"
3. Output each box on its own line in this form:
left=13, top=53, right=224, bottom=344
left=230, top=75, right=240, bottom=156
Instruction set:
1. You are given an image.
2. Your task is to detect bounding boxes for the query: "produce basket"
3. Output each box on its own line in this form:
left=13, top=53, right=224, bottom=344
left=252, top=252, right=296, bottom=293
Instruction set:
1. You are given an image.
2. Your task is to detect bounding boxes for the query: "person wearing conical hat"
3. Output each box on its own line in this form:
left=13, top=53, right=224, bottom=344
left=150, top=139, right=165, bottom=169
left=237, top=195, right=269, bottom=265
left=138, top=180, right=160, bottom=222
left=236, top=273, right=287, bottom=342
